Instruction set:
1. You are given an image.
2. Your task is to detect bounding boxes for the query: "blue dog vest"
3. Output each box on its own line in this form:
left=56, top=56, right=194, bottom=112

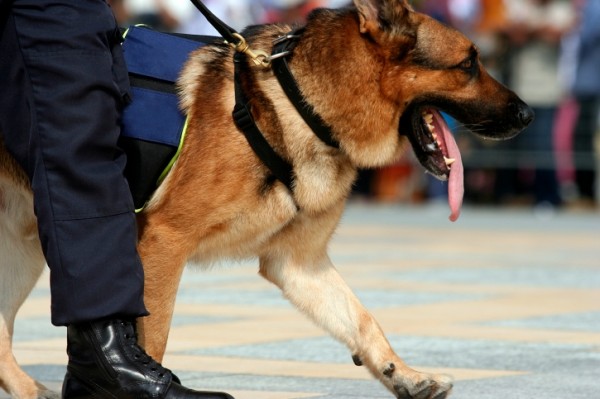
left=120, top=26, right=215, bottom=210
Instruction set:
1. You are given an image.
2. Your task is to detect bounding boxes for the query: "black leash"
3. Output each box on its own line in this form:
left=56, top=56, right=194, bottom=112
left=188, top=0, right=238, bottom=45
left=188, top=0, right=270, bottom=67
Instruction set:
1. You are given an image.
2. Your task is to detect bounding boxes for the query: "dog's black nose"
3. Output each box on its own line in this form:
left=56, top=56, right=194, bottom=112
left=510, top=101, right=535, bottom=127
left=518, top=104, right=535, bottom=126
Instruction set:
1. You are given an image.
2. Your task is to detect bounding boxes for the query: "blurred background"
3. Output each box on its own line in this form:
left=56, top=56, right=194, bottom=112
left=109, top=0, right=600, bottom=215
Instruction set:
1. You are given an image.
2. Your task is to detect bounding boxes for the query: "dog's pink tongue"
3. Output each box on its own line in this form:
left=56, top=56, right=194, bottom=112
left=432, top=111, right=464, bottom=222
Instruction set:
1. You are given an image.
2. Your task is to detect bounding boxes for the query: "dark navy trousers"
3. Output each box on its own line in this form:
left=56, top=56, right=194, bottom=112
left=0, top=0, right=148, bottom=325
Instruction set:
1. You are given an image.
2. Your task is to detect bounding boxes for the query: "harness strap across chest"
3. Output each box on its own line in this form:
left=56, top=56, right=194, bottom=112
left=231, top=30, right=340, bottom=193
left=232, top=52, right=295, bottom=190
left=190, top=0, right=340, bottom=194
left=271, top=29, right=340, bottom=150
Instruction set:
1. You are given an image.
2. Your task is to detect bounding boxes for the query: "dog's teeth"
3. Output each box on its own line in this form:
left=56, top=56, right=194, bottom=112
left=444, top=157, right=456, bottom=166
left=424, top=113, right=433, bottom=124
left=431, top=131, right=438, bottom=140
left=427, top=123, right=435, bottom=132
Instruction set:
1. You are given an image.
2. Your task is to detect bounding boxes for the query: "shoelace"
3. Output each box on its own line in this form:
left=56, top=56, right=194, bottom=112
left=118, top=320, right=170, bottom=379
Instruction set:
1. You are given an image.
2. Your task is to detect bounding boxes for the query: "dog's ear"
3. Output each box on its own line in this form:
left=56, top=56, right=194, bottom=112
left=353, top=0, right=415, bottom=38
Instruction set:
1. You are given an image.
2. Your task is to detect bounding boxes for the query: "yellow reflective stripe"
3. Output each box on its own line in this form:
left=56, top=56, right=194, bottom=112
left=158, top=115, right=188, bottom=185
left=134, top=115, right=189, bottom=214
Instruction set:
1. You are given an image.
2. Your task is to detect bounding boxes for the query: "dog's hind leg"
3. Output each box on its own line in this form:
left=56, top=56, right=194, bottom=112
left=260, top=215, right=453, bottom=399
left=0, top=177, right=57, bottom=399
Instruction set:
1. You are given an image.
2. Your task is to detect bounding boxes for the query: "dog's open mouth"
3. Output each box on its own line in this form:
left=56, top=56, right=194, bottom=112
left=400, top=106, right=464, bottom=222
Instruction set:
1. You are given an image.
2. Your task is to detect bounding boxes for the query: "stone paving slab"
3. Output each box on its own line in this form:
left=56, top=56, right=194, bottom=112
left=5, top=203, right=600, bottom=398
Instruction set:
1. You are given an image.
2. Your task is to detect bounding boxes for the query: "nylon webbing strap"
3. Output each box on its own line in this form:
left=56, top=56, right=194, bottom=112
left=188, top=0, right=295, bottom=191
left=188, top=0, right=238, bottom=45
left=271, top=29, right=340, bottom=149
left=232, top=53, right=294, bottom=191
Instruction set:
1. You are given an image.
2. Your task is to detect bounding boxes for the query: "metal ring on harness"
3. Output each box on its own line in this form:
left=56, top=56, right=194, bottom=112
left=227, top=33, right=272, bottom=68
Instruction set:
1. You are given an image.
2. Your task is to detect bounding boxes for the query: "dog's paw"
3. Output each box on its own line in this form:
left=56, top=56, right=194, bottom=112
left=380, top=363, right=453, bottom=399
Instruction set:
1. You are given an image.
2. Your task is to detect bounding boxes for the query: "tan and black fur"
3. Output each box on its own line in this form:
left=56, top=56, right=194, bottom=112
left=0, top=1, right=532, bottom=398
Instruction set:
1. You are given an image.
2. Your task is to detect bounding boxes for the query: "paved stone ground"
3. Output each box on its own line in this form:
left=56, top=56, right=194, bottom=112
left=5, top=203, right=600, bottom=399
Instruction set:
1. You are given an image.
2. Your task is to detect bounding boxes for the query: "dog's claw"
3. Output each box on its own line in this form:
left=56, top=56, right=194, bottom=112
left=394, top=385, right=410, bottom=399
left=412, top=380, right=437, bottom=399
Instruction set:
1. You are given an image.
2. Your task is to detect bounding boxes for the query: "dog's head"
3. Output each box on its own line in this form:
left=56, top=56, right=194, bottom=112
left=352, top=0, right=533, bottom=219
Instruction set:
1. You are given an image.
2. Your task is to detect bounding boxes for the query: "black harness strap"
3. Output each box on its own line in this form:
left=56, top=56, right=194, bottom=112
left=188, top=0, right=338, bottom=192
left=188, top=0, right=295, bottom=191
left=271, top=29, right=340, bottom=149
left=232, top=53, right=295, bottom=191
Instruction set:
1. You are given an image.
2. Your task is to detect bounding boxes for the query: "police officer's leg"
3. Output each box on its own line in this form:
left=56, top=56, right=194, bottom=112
left=0, top=1, right=233, bottom=397
left=2, top=0, right=147, bottom=326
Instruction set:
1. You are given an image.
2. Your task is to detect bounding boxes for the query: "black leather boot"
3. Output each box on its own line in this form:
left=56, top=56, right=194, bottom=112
left=62, top=318, right=234, bottom=399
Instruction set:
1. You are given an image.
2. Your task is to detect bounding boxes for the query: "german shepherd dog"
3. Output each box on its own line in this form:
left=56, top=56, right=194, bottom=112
left=0, top=0, right=533, bottom=397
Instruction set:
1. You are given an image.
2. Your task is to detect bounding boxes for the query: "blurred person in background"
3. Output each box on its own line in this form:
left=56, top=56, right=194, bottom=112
left=112, top=0, right=261, bottom=35
left=262, top=0, right=326, bottom=24
left=448, top=0, right=480, bottom=32
left=570, top=0, right=600, bottom=208
left=108, top=0, right=129, bottom=24
left=116, top=0, right=352, bottom=37
left=417, top=0, right=451, bottom=23
left=497, top=0, right=576, bottom=209
left=261, top=1, right=352, bottom=26
left=118, top=0, right=166, bottom=29
left=160, top=0, right=261, bottom=35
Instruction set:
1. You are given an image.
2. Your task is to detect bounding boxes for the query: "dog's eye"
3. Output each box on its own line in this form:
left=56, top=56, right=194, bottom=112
left=460, top=59, right=473, bottom=70
left=456, top=55, right=479, bottom=77
left=454, top=45, right=480, bottom=75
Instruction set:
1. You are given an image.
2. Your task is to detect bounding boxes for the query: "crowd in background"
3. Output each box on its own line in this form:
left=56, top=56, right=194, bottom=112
left=108, top=0, right=349, bottom=32
left=110, top=0, right=600, bottom=212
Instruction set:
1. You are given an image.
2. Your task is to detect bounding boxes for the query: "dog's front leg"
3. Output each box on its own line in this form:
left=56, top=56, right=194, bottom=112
left=259, top=251, right=452, bottom=399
